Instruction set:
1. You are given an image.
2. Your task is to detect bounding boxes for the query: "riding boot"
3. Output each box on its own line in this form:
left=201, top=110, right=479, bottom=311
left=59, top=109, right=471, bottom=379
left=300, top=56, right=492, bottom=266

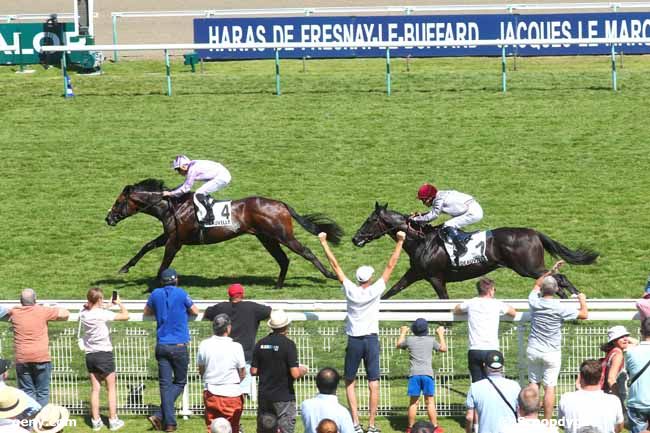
left=442, top=226, right=468, bottom=265
left=196, top=194, right=214, bottom=225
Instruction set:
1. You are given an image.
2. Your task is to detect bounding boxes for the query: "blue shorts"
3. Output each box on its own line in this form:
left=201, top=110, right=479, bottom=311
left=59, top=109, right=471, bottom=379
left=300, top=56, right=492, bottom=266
left=407, top=375, right=435, bottom=397
left=344, top=335, right=380, bottom=381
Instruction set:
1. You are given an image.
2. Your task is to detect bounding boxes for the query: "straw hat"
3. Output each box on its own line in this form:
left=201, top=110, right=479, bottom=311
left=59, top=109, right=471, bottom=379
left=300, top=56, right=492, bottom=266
left=0, top=386, right=27, bottom=419
left=268, top=310, right=291, bottom=329
left=33, top=404, right=70, bottom=433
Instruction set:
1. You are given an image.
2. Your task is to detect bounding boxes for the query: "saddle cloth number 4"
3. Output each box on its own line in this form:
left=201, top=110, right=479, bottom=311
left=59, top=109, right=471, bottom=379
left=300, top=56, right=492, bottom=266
left=194, top=195, right=232, bottom=227
left=209, top=201, right=232, bottom=226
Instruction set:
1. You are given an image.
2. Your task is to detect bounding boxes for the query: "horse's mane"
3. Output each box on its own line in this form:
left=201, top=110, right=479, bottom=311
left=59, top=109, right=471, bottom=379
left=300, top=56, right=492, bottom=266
left=130, top=178, right=166, bottom=192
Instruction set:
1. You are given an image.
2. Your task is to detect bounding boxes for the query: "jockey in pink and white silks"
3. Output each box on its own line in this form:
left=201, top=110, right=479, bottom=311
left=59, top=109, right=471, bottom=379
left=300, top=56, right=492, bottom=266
left=162, top=155, right=231, bottom=225
left=409, top=183, right=483, bottom=261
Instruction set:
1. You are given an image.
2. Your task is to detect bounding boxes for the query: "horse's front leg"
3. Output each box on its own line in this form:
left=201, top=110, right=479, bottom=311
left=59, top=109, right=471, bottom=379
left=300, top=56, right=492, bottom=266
left=381, top=268, right=423, bottom=300
left=424, top=274, right=450, bottom=299
left=157, top=241, right=182, bottom=277
left=119, top=233, right=168, bottom=274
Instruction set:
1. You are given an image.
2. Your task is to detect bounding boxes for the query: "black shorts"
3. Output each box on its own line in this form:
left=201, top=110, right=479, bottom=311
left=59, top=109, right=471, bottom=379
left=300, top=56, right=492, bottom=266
left=86, top=351, right=116, bottom=375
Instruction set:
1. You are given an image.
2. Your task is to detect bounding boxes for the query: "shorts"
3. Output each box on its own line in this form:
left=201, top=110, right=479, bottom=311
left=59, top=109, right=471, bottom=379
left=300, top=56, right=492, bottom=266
left=85, top=351, right=116, bottom=376
left=257, top=399, right=296, bottom=433
left=627, top=406, right=650, bottom=433
left=527, top=347, right=561, bottom=387
left=203, top=391, right=243, bottom=432
left=407, top=375, right=435, bottom=397
left=344, top=334, right=380, bottom=381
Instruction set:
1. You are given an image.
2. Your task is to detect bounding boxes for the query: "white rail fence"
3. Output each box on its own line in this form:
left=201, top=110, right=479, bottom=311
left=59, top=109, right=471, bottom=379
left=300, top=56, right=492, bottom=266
left=0, top=300, right=642, bottom=416
left=1, top=13, right=76, bottom=23
left=40, top=36, right=650, bottom=96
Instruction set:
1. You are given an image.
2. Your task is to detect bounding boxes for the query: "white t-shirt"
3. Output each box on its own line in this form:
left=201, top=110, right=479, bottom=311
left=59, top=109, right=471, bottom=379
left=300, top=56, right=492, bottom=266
left=558, top=390, right=624, bottom=433
left=457, top=297, right=510, bottom=350
left=342, top=278, right=385, bottom=337
left=81, top=308, right=117, bottom=353
left=499, top=419, right=559, bottom=433
left=197, top=335, right=246, bottom=397
left=0, top=422, right=30, bottom=433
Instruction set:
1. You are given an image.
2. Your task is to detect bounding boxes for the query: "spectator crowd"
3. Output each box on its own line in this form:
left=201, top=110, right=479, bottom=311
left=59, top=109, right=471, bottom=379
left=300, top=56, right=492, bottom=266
left=0, top=237, right=649, bottom=433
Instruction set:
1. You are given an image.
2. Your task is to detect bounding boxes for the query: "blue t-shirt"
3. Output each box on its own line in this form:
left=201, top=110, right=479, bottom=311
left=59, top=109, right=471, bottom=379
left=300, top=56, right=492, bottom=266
left=146, top=285, right=194, bottom=344
left=466, top=374, right=521, bottom=433
left=625, top=341, right=650, bottom=409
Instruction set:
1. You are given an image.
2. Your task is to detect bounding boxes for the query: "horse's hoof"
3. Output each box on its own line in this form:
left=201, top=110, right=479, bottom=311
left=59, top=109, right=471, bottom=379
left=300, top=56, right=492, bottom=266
left=118, top=266, right=130, bottom=274
left=570, top=293, right=579, bottom=299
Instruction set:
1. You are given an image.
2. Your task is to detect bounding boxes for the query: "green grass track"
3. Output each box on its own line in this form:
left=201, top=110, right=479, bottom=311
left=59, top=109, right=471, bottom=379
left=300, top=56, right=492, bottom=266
left=1, top=55, right=649, bottom=300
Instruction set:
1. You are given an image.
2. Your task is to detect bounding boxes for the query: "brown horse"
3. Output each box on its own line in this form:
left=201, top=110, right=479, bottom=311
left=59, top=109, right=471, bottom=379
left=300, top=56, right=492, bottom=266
left=105, top=179, right=343, bottom=288
left=352, top=203, right=599, bottom=299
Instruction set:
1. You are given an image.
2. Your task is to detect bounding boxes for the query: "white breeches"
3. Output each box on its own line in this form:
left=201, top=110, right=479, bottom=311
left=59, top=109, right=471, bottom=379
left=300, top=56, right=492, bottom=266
left=443, top=201, right=483, bottom=229
left=195, top=173, right=231, bottom=195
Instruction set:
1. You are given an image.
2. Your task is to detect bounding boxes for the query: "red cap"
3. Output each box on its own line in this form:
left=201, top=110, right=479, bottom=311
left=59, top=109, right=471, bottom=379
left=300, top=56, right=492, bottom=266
left=417, top=183, right=438, bottom=200
left=228, top=283, right=245, bottom=298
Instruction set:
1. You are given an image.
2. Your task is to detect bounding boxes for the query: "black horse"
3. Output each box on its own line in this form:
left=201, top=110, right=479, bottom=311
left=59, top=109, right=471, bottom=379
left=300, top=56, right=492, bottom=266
left=352, top=203, right=599, bottom=299
left=105, top=179, right=343, bottom=288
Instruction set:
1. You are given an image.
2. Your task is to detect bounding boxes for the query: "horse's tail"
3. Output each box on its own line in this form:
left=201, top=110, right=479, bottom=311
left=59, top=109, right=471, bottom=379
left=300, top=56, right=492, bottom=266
left=538, top=232, right=599, bottom=265
left=285, top=204, right=344, bottom=246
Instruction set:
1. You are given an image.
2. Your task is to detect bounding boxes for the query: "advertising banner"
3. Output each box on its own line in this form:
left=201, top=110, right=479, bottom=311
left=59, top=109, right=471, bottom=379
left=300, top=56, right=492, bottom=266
left=194, top=13, right=650, bottom=59
left=0, top=22, right=83, bottom=65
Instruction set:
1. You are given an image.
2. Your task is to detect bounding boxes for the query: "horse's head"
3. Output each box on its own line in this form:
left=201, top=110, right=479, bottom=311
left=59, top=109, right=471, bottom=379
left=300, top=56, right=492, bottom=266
left=352, top=202, right=407, bottom=247
left=105, top=179, right=165, bottom=226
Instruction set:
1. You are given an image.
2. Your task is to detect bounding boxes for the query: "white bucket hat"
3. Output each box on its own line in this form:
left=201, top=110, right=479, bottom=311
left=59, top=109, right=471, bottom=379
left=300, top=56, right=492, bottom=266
left=268, top=309, right=291, bottom=329
left=607, top=326, right=630, bottom=344
left=33, top=404, right=70, bottom=433
left=355, top=265, right=375, bottom=283
left=211, top=417, right=232, bottom=433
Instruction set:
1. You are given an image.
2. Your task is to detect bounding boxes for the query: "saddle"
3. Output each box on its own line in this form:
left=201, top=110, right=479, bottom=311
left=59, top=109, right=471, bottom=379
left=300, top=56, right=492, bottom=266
left=440, top=228, right=489, bottom=267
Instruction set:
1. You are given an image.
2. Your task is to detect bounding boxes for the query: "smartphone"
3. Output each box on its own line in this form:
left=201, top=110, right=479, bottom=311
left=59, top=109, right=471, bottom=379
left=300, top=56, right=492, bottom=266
left=111, top=291, right=118, bottom=304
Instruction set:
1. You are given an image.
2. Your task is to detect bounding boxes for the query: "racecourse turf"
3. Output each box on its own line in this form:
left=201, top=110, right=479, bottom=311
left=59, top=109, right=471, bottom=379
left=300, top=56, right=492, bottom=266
left=1, top=55, right=650, bottom=301
left=1, top=55, right=649, bottom=433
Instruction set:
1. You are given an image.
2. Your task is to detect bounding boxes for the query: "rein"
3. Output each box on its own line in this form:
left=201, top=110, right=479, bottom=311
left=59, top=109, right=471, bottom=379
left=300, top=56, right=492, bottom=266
left=127, top=191, right=179, bottom=237
left=406, top=220, right=427, bottom=239
left=355, top=219, right=396, bottom=242
left=127, top=191, right=163, bottom=214
left=356, top=216, right=427, bottom=242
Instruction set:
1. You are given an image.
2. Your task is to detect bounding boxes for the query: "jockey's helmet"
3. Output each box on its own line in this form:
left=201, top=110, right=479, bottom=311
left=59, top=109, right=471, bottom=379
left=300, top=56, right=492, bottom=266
left=417, top=183, right=438, bottom=200
left=172, top=155, right=191, bottom=170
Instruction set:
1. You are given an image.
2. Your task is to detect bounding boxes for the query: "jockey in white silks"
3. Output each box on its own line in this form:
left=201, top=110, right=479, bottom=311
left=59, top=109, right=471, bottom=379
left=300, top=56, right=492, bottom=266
left=409, top=183, right=484, bottom=261
left=162, top=155, right=231, bottom=225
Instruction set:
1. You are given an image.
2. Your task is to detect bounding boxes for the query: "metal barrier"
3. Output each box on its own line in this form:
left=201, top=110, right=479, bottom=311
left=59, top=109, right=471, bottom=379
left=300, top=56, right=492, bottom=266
left=0, top=300, right=642, bottom=417
left=40, top=36, right=645, bottom=96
